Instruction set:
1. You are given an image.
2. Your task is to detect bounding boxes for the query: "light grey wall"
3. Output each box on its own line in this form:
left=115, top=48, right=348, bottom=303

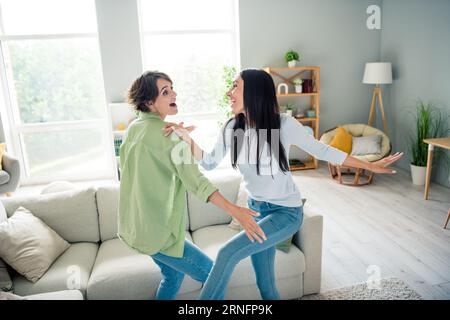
left=239, top=0, right=383, bottom=135
left=95, top=0, right=142, bottom=103
left=381, top=0, right=450, bottom=187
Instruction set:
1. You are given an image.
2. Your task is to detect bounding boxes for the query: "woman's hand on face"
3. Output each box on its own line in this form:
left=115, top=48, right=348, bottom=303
left=370, top=152, right=404, bottom=174
left=162, top=122, right=196, bottom=141
left=232, top=206, right=267, bottom=243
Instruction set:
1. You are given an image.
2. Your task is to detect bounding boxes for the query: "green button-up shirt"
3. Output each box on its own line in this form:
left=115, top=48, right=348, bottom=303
left=118, top=111, right=217, bottom=257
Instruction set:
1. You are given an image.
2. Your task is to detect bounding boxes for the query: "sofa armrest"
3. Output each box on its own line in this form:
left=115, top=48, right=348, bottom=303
left=292, top=207, right=323, bottom=296
left=1, top=154, right=21, bottom=192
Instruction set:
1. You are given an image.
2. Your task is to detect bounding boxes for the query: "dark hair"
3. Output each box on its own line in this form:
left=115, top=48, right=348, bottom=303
left=127, top=71, right=172, bottom=113
left=224, top=69, right=290, bottom=176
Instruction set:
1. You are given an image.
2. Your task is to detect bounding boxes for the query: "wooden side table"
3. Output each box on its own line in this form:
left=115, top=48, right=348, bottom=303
left=423, top=137, right=450, bottom=229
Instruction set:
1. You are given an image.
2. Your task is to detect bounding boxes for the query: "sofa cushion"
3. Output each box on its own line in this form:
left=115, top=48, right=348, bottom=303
left=329, top=127, right=352, bottom=154
left=320, top=124, right=391, bottom=162
left=188, top=171, right=241, bottom=231
left=191, top=224, right=306, bottom=288
left=1, top=188, right=99, bottom=243
left=0, top=258, right=12, bottom=292
left=351, top=135, right=382, bottom=155
left=12, top=242, right=98, bottom=298
left=0, top=203, right=12, bottom=292
left=87, top=234, right=200, bottom=300
left=40, top=181, right=76, bottom=195
left=24, top=289, right=84, bottom=300
left=0, top=207, right=71, bottom=283
left=96, top=184, right=190, bottom=242
left=0, top=170, right=10, bottom=185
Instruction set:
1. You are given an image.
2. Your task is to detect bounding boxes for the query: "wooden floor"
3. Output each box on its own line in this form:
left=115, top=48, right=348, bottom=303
left=291, top=163, right=450, bottom=299
left=4, top=163, right=450, bottom=299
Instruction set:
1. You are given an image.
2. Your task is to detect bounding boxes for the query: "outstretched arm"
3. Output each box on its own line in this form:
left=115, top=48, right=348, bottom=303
left=208, top=191, right=266, bottom=243
left=170, top=142, right=266, bottom=243
left=342, top=152, right=403, bottom=174
left=163, top=121, right=230, bottom=170
left=285, top=117, right=403, bottom=172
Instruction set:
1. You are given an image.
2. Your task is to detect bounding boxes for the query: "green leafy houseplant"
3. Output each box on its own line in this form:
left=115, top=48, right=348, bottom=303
left=280, top=103, right=295, bottom=112
left=284, top=50, right=300, bottom=63
left=293, top=78, right=303, bottom=86
left=217, top=65, right=237, bottom=127
left=409, top=101, right=449, bottom=167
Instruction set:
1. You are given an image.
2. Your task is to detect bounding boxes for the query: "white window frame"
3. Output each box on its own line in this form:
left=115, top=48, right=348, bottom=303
left=138, top=0, right=241, bottom=118
left=137, top=0, right=241, bottom=170
left=0, top=30, right=115, bottom=185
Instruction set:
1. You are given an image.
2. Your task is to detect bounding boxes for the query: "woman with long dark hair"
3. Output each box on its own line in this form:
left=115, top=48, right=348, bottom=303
left=118, top=71, right=266, bottom=300
left=164, top=69, right=402, bottom=299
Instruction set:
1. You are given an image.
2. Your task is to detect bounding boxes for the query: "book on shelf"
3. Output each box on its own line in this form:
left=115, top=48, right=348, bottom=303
left=289, top=159, right=305, bottom=167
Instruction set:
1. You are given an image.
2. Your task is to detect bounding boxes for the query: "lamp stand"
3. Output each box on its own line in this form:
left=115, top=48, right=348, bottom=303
left=368, top=84, right=388, bottom=135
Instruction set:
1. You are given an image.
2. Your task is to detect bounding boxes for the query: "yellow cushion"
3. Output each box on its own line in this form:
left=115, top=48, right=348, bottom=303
left=329, top=127, right=352, bottom=154
left=0, top=143, right=6, bottom=171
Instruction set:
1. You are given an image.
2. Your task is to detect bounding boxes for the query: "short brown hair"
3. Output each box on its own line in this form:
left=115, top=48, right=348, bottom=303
left=126, top=71, right=172, bottom=113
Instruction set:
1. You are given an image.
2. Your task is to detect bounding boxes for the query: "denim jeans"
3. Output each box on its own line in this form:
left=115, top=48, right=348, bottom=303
left=198, top=198, right=303, bottom=300
left=151, top=240, right=213, bottom=300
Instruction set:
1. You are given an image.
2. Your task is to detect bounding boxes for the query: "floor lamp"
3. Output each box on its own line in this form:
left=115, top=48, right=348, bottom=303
left=363, top=62, right=392, bottom=135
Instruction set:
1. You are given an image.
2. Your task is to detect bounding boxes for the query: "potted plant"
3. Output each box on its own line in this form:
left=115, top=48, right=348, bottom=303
left=408, top=101, right=449, bottom=185
left=293, top=78, right=303, bottom=93
left=217, top=65, right=237, bottom=127
left=285, top=50, right=300, bottom=68
left=281, top=103, right=295, bottom=117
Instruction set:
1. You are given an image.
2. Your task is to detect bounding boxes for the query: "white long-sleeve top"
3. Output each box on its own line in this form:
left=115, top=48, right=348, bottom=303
left=199, top=114, right=347, bottom=207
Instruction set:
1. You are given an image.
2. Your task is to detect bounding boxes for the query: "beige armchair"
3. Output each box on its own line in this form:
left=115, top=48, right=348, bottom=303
left=0, top=153, right=21, bottom=196
left=320, top=124, right=391, bottom=186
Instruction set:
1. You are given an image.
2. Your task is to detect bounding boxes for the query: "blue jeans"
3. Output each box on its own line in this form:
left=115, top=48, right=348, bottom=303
left=151, top=240, right=213, bottom=300
left=198, top=198, right=303, bottom=300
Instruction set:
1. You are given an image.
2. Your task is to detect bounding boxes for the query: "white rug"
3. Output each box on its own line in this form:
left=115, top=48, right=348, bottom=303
left=301, top=278, right=423, bottom=300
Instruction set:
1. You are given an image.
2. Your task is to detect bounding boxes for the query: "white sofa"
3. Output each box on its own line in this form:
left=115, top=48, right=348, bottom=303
left=1, top=172, right=323, bottom=300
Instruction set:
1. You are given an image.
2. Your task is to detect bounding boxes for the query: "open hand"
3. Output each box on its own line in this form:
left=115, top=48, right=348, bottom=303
left=162, top=122, right=196, bottom=142
left=370, top=152, right=404, bottom=174
left=232, top=206, right=267, bottom=243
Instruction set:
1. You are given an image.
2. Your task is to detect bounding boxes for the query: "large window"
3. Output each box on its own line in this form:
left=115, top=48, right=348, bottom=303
left=138, top=0, right=240, bottom=152
left=0, top=0, right=115, bottom=184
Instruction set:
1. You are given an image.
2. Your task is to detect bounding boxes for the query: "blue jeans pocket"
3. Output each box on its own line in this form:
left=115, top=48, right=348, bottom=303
left=248, top=198, right=263, bottom=211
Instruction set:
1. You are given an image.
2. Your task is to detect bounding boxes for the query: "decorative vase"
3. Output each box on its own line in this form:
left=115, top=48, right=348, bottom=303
left=303, top=79, right=313, bottom=93
left=295, top=85, right=303, bottom=93
left=277, top=83, right=289, bottom=95
left=288, top=60, right=296, bottom=68
left=286, top=110, right=293, bottom=117
left=410, top=164, right=427, bottom=185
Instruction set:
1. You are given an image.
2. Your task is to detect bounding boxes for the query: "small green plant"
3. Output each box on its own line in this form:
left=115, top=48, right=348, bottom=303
left=293, top=78, right=303, bottom=85
left=218, top=65, right=237, bottom=127
left=408, top=100, right=449, bottom=167
left=279, top=103, right=295, bottom=113
left=285, top=50, right=300, bottom=63
left=285, top=103, right=295, bottom=111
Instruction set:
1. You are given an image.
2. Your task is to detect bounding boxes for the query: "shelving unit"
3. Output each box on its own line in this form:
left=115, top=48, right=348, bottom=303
left=265, top=66, right=321, bottom=171
left=107, top=103, right=137, bottom=180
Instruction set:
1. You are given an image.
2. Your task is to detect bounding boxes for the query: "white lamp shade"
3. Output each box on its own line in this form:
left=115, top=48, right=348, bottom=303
left=363, top=62, right=393, bottom=84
